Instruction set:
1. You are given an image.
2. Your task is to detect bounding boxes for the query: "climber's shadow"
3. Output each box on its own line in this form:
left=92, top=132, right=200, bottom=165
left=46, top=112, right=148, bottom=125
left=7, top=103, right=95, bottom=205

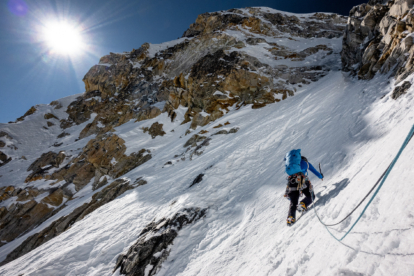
left=313, top=178, right=349, bottom=207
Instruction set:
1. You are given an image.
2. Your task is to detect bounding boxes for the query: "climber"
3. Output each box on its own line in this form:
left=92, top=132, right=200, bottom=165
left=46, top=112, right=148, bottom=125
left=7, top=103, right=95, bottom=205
left=284, top=149, right=323, bottom=226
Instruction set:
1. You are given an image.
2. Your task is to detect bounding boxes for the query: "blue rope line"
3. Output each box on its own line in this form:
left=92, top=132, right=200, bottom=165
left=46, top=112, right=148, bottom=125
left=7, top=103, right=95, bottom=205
left=313, top=124, right=414, bottom=241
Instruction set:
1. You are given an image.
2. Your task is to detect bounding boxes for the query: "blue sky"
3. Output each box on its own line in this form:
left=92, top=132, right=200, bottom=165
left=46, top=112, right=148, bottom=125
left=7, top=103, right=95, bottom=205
left=0, top=0, right=366, bottom=123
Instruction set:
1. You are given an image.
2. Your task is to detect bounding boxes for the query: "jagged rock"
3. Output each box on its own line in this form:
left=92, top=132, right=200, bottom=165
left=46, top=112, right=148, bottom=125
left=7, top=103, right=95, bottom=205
left=52, top=8, right=343, bottom=136
left=16, top=188, right=41, bottom=202
left=113, top=208, right=207, bottom=276
left=190, top=174, right=204, bottom=187
left=391, top=81, right=412, bottom=99
left=27, top=151, right=66, bottom=172
left=44, top=113, right=58, bottom=120
left=0, top=186, right=21, bottom=202
left=0, top=178, right=138, bottom=266
left=184, top=134, right=207, bottom=147
left=134, top=177, right=148, bottom=186
left=57, top=132, right=70, bottom=138
left=82, top=134, right=151, bottom=179
left=42, top=188, right=66, bottom=207
left=25, top=151, right=66, bottom=183
left=182, top=12, right=245, bottom=37
left=246, top=37, right=268, bottom=45
left=213, top=130, right=229, bottom=135
left=0, top=186, right=71, bottom=246
left=0, top=141, right=5, bottom=148
left=0, top=131, right=12, bottom=140
left=42, top=134, right=151, bottom=191
left=212, top=127, right=240, bottom=135
left=47, top=121, right=55, bottom=127
left=389, top=0, right=414, bottom=17
left=92, top=169, right=109, bottom=191
left=50, top=100, right=63, bottom=109
left=111, top=149, right=152, bottom=178
left=16, top=106, right=37, bottom=122
left=341, top=0, right=414, bottom=82
left=142, top=122, right=166, bottom=139
left=135, top=106, right=162, bottom=122
left=264, top=11, right=346, bottom=38
left=0, top=152, right=11, bottom=167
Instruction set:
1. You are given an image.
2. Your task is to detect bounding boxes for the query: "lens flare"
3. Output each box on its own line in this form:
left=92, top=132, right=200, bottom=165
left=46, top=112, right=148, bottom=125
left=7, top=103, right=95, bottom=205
left=42, top=21, right=84, bottom=56
left=7, top=0, right=28, bottom=17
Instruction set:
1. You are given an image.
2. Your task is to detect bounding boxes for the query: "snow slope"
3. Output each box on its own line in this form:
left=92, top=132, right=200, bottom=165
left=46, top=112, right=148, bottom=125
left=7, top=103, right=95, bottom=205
left=1, top=51, right=414, bottom=275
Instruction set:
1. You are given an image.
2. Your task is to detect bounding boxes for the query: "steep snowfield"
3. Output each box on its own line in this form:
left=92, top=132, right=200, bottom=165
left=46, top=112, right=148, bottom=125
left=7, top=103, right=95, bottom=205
left=1, top=57, right=414, bottom=275
left=0, top=6, right=413, bottom=275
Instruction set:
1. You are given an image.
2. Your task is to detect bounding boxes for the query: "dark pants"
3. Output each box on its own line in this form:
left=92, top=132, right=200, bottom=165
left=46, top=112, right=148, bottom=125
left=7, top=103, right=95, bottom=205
left=287, top=181, right=314, bottom=219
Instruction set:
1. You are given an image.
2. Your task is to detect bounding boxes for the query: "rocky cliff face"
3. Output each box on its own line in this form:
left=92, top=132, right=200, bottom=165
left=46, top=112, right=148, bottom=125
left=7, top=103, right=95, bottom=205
left=0, top=6, right=347, bottom=272
left=342, top=0, right=414, bottom=84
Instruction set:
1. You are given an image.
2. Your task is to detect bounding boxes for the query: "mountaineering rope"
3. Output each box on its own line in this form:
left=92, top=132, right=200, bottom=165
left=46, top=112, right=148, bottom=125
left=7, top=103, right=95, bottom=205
left=316, top=163, right=391, bottom=227
left=312, top=124, right=414, bottom=241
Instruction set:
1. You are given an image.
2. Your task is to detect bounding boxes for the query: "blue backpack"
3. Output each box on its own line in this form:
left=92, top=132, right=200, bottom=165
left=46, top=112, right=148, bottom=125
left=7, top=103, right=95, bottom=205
left=285, top=149, right=302, bottom=176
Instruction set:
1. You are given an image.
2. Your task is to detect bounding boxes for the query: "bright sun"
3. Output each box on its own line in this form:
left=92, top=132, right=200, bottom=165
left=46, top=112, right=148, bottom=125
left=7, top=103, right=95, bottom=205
left=43, top=21, right=84, bottom=55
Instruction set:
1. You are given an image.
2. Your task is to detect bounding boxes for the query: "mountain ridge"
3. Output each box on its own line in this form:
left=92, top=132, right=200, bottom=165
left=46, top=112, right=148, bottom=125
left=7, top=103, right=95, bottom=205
left=0, top=2, right=414, bottom=275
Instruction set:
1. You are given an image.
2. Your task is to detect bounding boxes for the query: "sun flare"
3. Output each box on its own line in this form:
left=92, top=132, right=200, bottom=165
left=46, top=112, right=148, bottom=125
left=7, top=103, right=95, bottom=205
left=42, top=21, right=84, bottom=55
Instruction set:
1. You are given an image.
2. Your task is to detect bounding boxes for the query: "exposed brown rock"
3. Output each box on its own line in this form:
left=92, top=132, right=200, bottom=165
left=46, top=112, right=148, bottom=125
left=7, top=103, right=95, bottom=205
left=25, top=151, right=66, bottom=183
left=41, top=134, right=152, bottom=191
left=44, top=113, right=58, bottom=120
left=0, top=152, right=11, bottom=167
left=16, top=106, right=37, bottom=122
left=0, top=186, right=20, bottom=203
left=0, top=184, right=71, bottom=249
left=0, top=197, right=60, bottom=245
left=50, top=100, right=63, bottom=109
left=1, top=178, right=143, bottom=266
left=142, top=122, right=166, bottom=139
left=0, top=141, right=5, bottom=148
left=184, top=134, right=207, bottom=147
left=135, top=106, right=162, bottom=122
left=41, top=189, right=65, bottom=207
left=16, top=188, right=41, bottom=202
left=0, top=131, right=12, bottom=140
left=212, top=127, right=239, bottom=135
left=57, top=132, right=70, bottom=138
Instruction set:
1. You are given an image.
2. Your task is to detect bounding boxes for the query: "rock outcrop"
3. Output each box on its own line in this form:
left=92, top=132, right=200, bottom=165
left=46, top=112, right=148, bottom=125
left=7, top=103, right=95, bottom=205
left=392, top=80, right=412, bottom=98
left=0, top=178, right=146, bottom=265
left=25, top=151, right=66, bottom=183
left=25, top=134, right=151, bottom=191
left=342, top=0, right=414, bottom=87
left=14, top=106, right=37, bottom=122
left=142, top=122, right=166, bottom=139
left=56, top=7, right=347, bottom=137
left=0, top=152, right=11, bottom=167
left=0, top=186, right=71, bottom=247
left=113, top=207, right=207, bottom=276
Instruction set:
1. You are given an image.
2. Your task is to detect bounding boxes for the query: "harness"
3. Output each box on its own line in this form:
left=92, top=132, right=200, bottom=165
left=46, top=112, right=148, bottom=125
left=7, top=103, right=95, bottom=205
left=286, top=173, right=308, bottom=192
left=286, top=161, right=312, bottom=193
